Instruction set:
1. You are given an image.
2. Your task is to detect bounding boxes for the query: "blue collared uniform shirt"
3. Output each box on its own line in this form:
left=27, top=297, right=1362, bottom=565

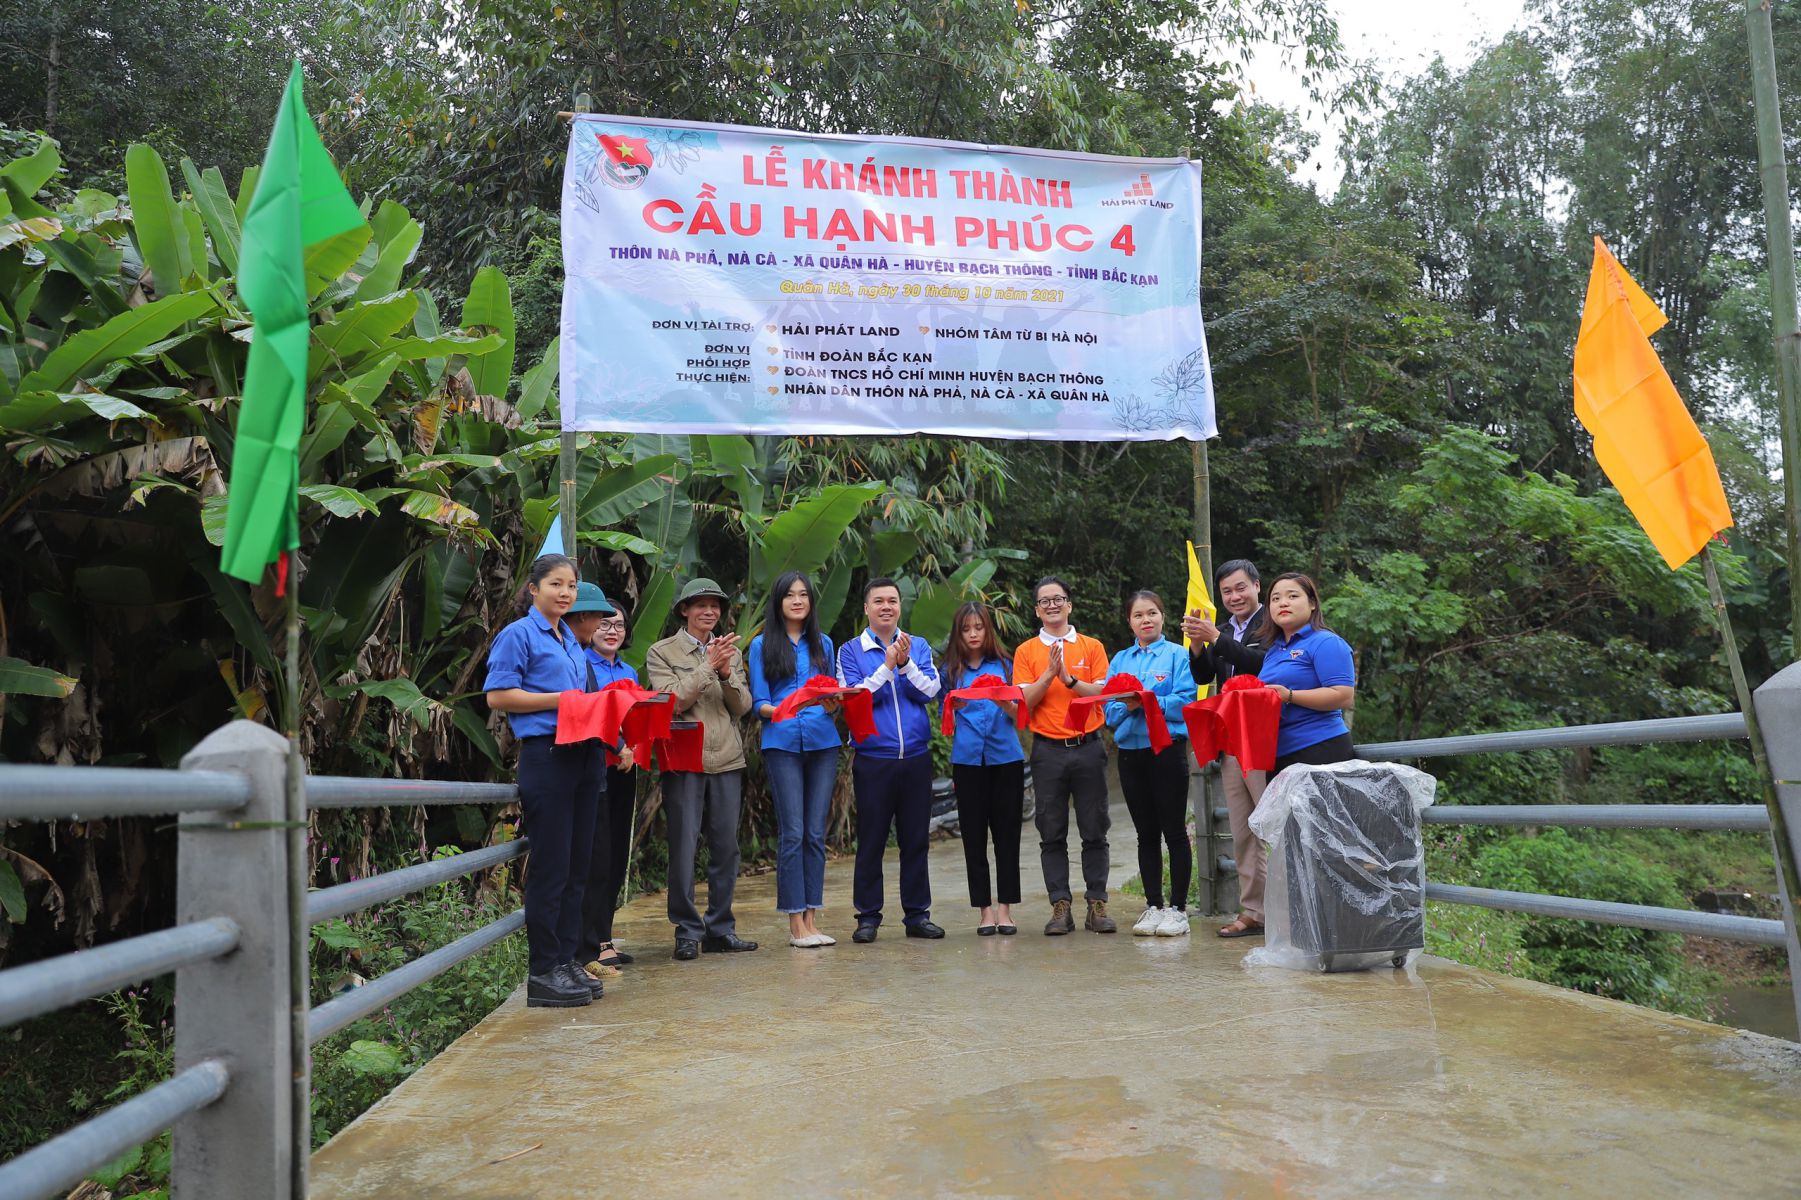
left=1104, top=637, right=1194, bottom=751
left=942, top=657, right=1025, bottom=766
left=837, top=628, right=940, bottom=760
left=584, top=648, right=639, bottom=690
left=1258, top=623, right=1357, bottom=756
left=483, top=607, right=591, bottom=738
left=748, top=632, right=842, bottom=753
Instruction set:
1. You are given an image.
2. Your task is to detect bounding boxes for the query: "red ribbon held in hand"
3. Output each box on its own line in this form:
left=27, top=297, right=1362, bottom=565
left=556, top=680, right=679, bottom=766
left=1182, top=675, right=1281, bottom=774
left=1067, top=673, right=1173, bottom=753
left=771, top=674, right=878, bottom=742
left=940, top=672, right=1028, bottom=739
left=653, top=723, right=706, bottom=772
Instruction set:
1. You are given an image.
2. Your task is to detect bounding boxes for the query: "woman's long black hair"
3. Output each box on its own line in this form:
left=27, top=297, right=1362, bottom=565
left=514, top=553, right=576, bottom=617
left=1251, top=572, right=1330, bottom=645
left=941, top=601, right=1006, bottom=693
left=760, top=571, right=829, bottom=681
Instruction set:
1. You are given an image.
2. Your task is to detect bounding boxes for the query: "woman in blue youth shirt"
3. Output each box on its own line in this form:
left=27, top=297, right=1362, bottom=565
left=1255, top=573, right=1357, bottom=772
left=566, top=583, right=638, bottom=976
left=748, top=571, right=841, bottom=949
left=1104, top=591, right=1197, bottom=939
left=483, top=554, right=605, bottom=1009
left=939, top=602, right=1024, bottom=936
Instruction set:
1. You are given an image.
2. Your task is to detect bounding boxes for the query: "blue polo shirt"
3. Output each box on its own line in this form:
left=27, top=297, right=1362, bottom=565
left=942, top=658, right=1024, bottom=766
left=1258, top=624, right=1357, bottom=756
left=585, top=648, right=639, bottom=689
left=1103, top=636, right=1194, bottom=751
left=747, top=631, right=842, bottom=753
left=483, top=607, right=590, bottom=738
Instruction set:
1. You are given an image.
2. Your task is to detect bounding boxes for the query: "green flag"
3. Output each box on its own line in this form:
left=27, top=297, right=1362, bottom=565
left=220, top=61, right=365, bottom=587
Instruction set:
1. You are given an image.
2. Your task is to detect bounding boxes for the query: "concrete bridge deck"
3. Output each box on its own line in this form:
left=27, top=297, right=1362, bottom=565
left=310, top=807, right=1801, bottom=1199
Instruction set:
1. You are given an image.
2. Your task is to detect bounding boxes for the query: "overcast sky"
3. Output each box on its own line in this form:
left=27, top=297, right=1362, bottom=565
left=1241, top=0, right=1532, bottom=191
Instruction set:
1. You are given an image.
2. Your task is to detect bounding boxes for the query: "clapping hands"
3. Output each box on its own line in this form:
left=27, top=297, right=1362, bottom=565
left=705, top=633, right=739, bottom=675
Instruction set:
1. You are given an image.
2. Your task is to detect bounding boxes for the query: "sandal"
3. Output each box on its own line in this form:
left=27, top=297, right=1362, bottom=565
left=597, top=942, right=631, bottom=967
left=1217, top=916, right=1264, bottom=939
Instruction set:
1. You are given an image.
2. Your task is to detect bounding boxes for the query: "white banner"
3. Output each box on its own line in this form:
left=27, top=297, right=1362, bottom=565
left=561, top=115, right=1213, bottom=441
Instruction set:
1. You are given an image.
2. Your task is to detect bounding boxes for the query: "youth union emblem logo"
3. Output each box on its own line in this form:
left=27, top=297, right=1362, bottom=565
left=595, top=133, right=654, bottom=189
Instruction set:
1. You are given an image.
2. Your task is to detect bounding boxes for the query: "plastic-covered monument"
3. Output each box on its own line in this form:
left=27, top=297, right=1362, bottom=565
left=1246, top=761, right=1438, bottom=973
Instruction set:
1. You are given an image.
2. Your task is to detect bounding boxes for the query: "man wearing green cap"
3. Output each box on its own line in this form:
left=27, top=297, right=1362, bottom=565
left=645, top=578, right=757, bottom=960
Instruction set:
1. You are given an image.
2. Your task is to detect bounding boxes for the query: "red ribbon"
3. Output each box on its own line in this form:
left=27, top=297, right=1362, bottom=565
left=940, top=672, right=1028, bottom=739
left=652, top=724, right=706, bottom=772
left=771, top=674, right=878, bottom=742
left=555, top=680, right=679, bottom=768
left=1181, top=675, right=1282, bottom=774
left=1067, top=673, right=1173, bottom=754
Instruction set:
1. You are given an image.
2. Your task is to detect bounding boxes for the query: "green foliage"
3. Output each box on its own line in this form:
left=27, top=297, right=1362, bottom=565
left=308, top=867, right=530, bottom=1145
left=1468, top=829, right=1716, bottom=1016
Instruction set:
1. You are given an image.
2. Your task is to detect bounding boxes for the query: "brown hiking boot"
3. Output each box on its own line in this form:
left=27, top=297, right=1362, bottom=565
left=1085, top=900, right=1117, bottom=933
left=1044, top=899, right=1075, bottom=935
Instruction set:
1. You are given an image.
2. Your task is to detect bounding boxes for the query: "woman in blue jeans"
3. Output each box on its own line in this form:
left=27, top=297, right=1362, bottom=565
left=748, top=571, right=842, bottom=948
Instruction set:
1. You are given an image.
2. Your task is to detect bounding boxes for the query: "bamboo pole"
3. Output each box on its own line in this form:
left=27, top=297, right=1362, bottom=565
left=283, top=566, right=309, bottom=1197
left=559, top=92, right=588, bottom=563
left=1190, top=439, right=1213, bottom=587
left=1744, top=0, right=1801, bottom=647
left=1702, top=544, right=1801, bottom=900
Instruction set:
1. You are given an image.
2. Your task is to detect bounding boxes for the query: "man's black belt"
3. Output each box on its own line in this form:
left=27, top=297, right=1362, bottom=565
left=1050, top=731, right=1098, bottom=748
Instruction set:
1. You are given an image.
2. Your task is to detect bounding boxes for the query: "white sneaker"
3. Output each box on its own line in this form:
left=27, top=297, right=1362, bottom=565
left=1132, top=906, right=1164, bottom=936
left=1155, top=908, right=1191, bottom=937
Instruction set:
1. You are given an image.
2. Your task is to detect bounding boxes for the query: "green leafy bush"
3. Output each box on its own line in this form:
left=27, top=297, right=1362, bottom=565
left=307, top=861, right=528, bottom=1146
left=1469, top=829, right=1716, bottom=1016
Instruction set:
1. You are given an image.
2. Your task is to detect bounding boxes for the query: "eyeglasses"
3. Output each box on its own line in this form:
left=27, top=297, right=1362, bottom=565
left=1036, top=595, right=1070, bottom=610
left=598, top=620, right=626, bottom=631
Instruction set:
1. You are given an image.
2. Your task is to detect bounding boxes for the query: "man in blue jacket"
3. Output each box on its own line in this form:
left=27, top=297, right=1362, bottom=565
left=837, top=577, right=945, bottom=943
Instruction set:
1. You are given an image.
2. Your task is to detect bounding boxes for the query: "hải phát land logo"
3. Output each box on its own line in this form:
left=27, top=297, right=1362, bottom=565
left=596, top=133, right=654, bottom=189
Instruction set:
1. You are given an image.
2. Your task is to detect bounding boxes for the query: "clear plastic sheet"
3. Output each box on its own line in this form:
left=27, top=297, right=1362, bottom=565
left=1244, top=760, right=1437, bottom=973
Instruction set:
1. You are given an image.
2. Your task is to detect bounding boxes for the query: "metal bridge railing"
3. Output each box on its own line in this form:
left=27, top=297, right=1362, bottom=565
left=0, top=720, right=525, bottom=1200
left=1201, top=671, right=1801, bottom=1035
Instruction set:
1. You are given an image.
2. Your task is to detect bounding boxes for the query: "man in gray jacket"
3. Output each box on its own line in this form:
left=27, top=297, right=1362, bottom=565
left=645, top=577, right=757, bottom=960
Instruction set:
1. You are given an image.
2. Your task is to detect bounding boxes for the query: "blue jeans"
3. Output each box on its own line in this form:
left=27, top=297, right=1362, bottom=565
left=766, top=747, right=838, bottom=913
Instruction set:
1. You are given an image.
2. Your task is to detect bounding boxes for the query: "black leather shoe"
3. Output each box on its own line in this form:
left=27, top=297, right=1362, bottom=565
left=905, top=921, right=946, bottom=939
left=526, top=971, right=592, bottom=1008
left=562, top=962, right=603, bottom=999
left=851, top=922, right=879, bottom=944
left=673, top=938, right=700, bottom=961
left=701, top=932, right=759, bottom=953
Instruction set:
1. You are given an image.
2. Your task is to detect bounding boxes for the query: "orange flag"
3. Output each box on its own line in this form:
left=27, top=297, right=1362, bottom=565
left=1573, top=236, right=1733, bottom=569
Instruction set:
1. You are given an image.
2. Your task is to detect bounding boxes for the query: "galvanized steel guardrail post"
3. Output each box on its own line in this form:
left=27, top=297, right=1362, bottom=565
left=1751, top=662, right=1801, bottom=1042
left=171, top=720, right=296, bottom=1199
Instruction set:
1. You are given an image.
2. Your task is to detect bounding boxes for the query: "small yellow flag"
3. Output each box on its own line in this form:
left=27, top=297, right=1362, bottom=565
left=1573, top=237, right=1733, bottom=569
left=1184, top=540, right=1216, bottom=699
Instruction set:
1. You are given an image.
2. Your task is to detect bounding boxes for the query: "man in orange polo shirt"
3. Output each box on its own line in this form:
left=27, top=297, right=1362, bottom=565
left=1013, top=575, right=1116, bottom=935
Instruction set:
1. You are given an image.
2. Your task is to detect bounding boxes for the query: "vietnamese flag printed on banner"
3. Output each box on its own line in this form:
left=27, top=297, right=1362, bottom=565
left=597, top=133, right=653, bottom=168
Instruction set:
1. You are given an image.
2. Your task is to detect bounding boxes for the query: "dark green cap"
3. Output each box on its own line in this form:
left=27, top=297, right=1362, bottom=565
left=568, top=581, right=617, bottom=615
left=673, top=577, right=730, bottom=610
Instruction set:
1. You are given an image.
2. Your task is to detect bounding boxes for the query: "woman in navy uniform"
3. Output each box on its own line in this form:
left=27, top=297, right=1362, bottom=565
left=484, top=554, right=606, bottom=1008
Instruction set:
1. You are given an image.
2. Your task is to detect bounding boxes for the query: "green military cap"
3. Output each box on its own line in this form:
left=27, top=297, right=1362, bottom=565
left=568, top=581, right=617, bottom=615
left=673, top=577, right=730, bottom=610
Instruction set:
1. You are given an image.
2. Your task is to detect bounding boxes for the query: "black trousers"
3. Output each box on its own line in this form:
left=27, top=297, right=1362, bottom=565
left=1117, top=744, right=1193, bottom=909
left=1031, top=737, right=1111, bottom=903
left=1273, top=732, right=1356, bottom=774
left=576, top=764, right=635, bottom=962
left=952, top=761, right=1024, bottom=907
left=516, top=737, right=604, bottom=976
left=852, top=753, right=933, bottom=926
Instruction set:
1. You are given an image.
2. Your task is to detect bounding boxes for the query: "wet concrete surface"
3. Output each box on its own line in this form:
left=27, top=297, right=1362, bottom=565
left=310, top=803, right=1801, bottom=1199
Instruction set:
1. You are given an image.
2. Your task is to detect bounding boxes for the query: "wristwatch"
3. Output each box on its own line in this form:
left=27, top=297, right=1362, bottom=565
left=1061, top=674, right=1077, bottom=689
